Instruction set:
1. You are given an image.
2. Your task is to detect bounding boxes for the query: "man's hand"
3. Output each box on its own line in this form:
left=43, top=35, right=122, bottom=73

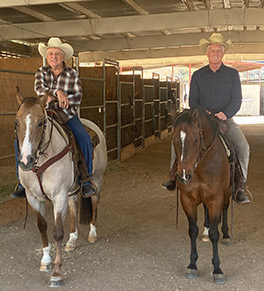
left=215, top=111, right=227, bottom=120
left=47, top=95, right=56, bottom=104
left=57, top=90, right=69, bottom=108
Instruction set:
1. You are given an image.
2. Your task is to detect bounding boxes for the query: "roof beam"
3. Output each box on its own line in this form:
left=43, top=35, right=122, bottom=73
left=182, top=0, right=197, bottom=10
left=71, top=31, right=264, bottom=52
left=204, top=0, right=213, bottom=10
left=78, top=43, right=264, bottom=63
left=223, top=0, right=231, bottom=9
left=59, top=3, right=101, bottom=19
left=0, top=8, right=263, bottom=40
left=0, top=0, right=88, bottom=8
left=13, top=6, right=55, bottom=22
left=122, top=0, right=149, bottom=15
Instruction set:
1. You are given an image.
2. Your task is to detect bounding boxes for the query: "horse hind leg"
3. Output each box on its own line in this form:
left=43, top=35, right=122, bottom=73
left=88, top=195, right=99, bottom=243
left=202, top=203, right=210, bottom=242
left=65, top=195, right=78, bottom=252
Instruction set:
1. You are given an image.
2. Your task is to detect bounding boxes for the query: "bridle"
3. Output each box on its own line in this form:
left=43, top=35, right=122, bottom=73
left=194, top=118, right=218, bottom=169
left=175, top=112, right=218, bottom=185
left=15, top=104, right=72, bottom=200
left=15, top=103, right=49, bottom=163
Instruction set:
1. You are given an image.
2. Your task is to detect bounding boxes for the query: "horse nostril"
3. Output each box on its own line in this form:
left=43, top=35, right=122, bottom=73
left=27, top=155, right=35, bottom=165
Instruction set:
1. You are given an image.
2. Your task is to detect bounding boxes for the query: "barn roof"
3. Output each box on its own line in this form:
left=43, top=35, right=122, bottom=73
left=2, top=1, right=264, bottom=68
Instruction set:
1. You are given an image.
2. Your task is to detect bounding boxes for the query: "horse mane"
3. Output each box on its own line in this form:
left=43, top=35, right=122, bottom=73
left=21, top=96, right=40, bottom=105
left=174, top=106, right=219, bottom=135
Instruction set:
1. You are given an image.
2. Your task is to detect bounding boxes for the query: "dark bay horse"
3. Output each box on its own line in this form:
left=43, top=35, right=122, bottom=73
left=172, top=107, right=232, bottom=284
left=15, top=89, right=107, bottom=287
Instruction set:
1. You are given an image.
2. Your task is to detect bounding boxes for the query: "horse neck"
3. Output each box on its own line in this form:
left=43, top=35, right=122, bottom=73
left=199, top=114, right=216, bottom=148
left=41, top=118, right=67, bottom=157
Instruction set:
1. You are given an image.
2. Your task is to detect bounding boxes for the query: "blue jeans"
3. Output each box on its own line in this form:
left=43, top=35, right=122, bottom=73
left=67, top=115, right=93, bottom=177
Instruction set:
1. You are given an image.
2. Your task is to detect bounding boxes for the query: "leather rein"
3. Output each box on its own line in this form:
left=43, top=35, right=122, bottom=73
left=194, top=119, right=218, bottom=170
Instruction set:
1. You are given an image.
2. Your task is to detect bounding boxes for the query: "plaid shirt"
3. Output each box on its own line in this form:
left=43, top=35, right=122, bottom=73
left=34, top=63, right=82, bottom=120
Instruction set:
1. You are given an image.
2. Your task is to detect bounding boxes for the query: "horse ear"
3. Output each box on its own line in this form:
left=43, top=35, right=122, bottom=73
left=39, top=94, right=48, bottom=108
left=16, top=86, right=23, bottom=105
left=170, top=109, right=181, bottom=124
left=191, top=107, right=200, bottom=122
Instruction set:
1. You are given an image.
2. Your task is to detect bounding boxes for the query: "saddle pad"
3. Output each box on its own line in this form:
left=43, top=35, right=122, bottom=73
left=218, top=133, right=231, bottom=157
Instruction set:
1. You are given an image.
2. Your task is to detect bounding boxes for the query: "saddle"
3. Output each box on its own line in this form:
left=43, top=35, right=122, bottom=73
left=46, top=101, right=100, bottom=185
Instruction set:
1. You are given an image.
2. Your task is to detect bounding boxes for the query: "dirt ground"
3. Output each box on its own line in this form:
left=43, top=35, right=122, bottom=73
left=0, top=123, right=264, bottom=291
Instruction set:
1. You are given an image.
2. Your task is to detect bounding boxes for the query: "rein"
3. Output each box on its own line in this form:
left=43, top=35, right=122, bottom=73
left=194, top=119, right=218, bottom=170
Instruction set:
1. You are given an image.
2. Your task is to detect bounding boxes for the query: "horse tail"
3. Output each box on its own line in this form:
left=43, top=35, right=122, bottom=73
left=79, top=196, right=92, bottom=224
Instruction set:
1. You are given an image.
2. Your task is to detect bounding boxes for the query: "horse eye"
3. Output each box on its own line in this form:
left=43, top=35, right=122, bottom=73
left=14, top=120, right=19, bottom=127
left=38, top=120, right=44, bottom=127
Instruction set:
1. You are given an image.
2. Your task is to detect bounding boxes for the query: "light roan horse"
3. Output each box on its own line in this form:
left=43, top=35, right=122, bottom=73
left=171, top=107, right=232, bottom=285
left=15, top=89, right=107, bottom=287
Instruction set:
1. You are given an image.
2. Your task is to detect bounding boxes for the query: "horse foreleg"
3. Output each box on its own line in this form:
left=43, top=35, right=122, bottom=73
left=88, top=195, right=98, bottom=243
left=50, top=213, right=64, bottom=287
left=221, top=201, right=231, bottom=246
left=36, top=209, right=52, bottom=272
left=185, top=215, right=199, bottom=279
left=209, top=216, right=226, bottom=285
left=65, top=195, right=78, bottom=252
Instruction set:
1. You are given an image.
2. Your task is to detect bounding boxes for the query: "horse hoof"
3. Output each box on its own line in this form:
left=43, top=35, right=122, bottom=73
left=88, top=236, right=97, bottom=243
left=214, top=274, right=226, bottom=285
left=185, top=268, right=199, bottom=279
left=49, top=276, right=62, bottom=287
left=40, top=262, right=52, bottom=272
left=201, top=234, right=210, bottom=242
left=64, top=243, right=75, bottom=252
left=222, top=238, right=232, bottom=246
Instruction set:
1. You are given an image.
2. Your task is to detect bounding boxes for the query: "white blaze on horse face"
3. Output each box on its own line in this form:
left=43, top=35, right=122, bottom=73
left=20, top=114, right=32, bottom=164
left=182, top=169, right=186, bottom=180
left=180, top=130, right=186, bottom=162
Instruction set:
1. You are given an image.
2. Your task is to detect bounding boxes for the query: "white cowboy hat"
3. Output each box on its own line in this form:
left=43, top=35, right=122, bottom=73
left=38, top=37, right=74, bottom=60
left=199, top=33, right=232, bottom=53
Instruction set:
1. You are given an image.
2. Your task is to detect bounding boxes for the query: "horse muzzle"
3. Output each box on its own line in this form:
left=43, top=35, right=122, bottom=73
left=18, top=154, right=36, bottom=171
left=176, top=172, right=192, bottom=185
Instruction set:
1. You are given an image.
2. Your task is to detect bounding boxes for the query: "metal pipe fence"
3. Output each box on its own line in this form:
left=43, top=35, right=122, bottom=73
left=0, top=62, right=179, bottom=162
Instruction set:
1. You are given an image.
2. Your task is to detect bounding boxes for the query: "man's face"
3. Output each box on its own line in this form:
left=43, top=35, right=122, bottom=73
left=46, top=48, right=65, bottom=69
left=207, top=44, right=224, bottom=66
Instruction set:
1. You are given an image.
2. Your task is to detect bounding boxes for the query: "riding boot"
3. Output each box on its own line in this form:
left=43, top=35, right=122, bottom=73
left=82, top=182, right=96, bottom=198
left=235, top=182, right=250, bottom=204
left=10, top=184, right=26, bottom=198
left=236, top=190, right=250, bottom=204
left=162, top=180, right=176, bottom=191
left=234, top=163, right=250, bottom=204
left=78, top=159, right=96, bottom=198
